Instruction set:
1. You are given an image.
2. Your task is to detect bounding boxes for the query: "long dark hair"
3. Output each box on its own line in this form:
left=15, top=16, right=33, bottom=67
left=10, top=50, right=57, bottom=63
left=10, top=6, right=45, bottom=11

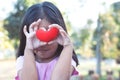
left=16, top=1, right=79, bottom=66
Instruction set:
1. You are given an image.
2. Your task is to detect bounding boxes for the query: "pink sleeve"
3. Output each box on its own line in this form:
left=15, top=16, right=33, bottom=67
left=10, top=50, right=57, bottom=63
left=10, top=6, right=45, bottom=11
left=72, top=68, right=79, bottom=75
left=15, top=75, right=19, bottom=80
left=71, top=59, right=79, bottom=75
left=15, top=56, right=24, bottom=80
left=16, top=56, right=24, bottom=72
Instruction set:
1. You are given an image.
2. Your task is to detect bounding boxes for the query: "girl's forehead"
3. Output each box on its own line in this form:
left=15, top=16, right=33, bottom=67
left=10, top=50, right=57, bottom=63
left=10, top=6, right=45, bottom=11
left=39, top=19, right=51, bottom=28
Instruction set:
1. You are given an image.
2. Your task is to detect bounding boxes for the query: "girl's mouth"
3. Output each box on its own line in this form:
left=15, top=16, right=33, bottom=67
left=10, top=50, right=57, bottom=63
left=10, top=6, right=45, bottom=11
left=41, top=49, right=49, bottom=51
left=36, top=47, right=50, bottom=51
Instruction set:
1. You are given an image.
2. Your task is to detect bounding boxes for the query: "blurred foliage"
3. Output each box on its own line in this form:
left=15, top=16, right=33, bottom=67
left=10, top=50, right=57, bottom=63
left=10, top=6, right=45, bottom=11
left=4, top=0, right=27, bottom=40
left=0, top=0, right=42, bottom=59
left=92, top=2, right=120, bottom=59
left=3, top=0, right=42, bottom=48
left=0, top=21, right=14, bottom=50
left=0, top=21, right=15, bottom=59
left=70, top=19, right=94, bottom=58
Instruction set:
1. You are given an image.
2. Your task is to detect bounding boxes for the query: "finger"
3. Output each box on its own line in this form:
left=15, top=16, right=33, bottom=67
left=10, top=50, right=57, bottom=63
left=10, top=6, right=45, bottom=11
left=29, top=22, right=36, bottom=33
left=60, top=32, right=66, bottom=39
left=30, top=31, right=36, bottom=38
left=59, top=32, right=71, bottom=46
left=34, top=19, right=41, bottom=31
left=49, top=24, right=64, bottom=30
left=34, top=26, right=38, bottom=31
left=23, top=25, right=28, bottom=36
left=59, top=29, right=68, bottom=37
left=60, top=30, right=70, bottom=41
left=41, top=42, right=47, bottom=46
left=49, top=24, right=59, bottom=29
left=48, top=40, right=56, bottom=44
left=37, top=19, right=41, bottom=26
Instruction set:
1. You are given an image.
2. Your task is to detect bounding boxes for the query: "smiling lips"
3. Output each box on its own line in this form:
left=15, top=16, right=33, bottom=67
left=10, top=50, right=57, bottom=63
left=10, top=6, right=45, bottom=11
left=36, top=27, right=59, bottom=42
left=35, top=46, right=48, bottom=51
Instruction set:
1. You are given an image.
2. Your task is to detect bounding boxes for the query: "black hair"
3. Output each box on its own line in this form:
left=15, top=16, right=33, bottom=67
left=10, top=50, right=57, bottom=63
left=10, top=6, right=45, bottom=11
left=16, top=1, right=79, bottom=66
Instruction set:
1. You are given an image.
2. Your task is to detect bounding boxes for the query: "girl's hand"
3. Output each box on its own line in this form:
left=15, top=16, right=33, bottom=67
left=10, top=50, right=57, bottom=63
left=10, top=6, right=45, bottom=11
left=49, top=24, right=72, bottom=47
left=23, top=19, right=46, bottom=50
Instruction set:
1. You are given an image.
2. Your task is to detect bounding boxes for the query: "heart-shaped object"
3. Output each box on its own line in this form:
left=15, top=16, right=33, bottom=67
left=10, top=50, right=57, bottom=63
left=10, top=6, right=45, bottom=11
left=36, top=27, right=59, bottom=42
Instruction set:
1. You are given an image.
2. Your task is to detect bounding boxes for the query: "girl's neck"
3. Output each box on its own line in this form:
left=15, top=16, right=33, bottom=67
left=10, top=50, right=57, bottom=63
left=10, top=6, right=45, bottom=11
left=35, top=55, right=57, bottom=63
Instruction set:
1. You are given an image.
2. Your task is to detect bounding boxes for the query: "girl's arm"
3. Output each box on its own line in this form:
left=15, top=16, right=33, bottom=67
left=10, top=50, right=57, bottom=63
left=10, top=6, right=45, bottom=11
left=50, top=24, right=74, bottom=80
left=51, top=44, right=73, bottom=80
left=19, top=49, right=38, bottom=80
left=18, top=19, right=42, bottom=80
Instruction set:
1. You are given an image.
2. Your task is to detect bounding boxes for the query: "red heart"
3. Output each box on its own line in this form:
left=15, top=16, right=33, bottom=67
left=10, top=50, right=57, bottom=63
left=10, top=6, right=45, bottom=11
left=36, top=27, right=59, bottom=42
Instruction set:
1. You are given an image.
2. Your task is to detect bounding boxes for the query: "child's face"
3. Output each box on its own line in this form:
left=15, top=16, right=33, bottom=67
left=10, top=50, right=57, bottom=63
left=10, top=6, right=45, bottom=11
left=33, top=19, right=59, bottom=62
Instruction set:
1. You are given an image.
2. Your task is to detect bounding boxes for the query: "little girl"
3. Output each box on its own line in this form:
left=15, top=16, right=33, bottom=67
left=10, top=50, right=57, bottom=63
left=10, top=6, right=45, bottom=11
left=15, top=1, right=79, bottom=80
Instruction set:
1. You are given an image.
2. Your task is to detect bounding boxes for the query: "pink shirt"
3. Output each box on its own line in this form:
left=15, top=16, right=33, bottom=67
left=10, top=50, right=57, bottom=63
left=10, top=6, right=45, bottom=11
left=36, top=57, right=58, bottom=80
left=15, top=56, right=78, bottom=80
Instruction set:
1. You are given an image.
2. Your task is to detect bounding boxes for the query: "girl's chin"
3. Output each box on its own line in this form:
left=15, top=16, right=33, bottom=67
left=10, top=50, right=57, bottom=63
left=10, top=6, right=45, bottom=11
left=36, top=50, right=51, bottom=55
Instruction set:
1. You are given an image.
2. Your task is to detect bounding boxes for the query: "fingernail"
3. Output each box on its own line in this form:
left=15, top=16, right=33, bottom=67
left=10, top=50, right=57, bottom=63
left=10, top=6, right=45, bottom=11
left=24, top=25, right=27, bottom=28
left=38, top=19, right=41, bottom=21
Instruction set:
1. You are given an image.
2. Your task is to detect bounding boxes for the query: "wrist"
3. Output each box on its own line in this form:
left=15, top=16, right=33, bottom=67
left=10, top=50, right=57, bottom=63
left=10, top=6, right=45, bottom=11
left=24, top=47, right=33, bottom=54
left=63, top=43, right=73, bottom=49
left=25, top=45, right=34, bottom=50
left=26, top=40, right=34, bottom=50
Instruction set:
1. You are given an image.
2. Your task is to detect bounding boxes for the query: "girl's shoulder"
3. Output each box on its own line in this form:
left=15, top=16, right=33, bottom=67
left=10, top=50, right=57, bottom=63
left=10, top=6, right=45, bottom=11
left=16, top=56, right=24, bottom=61
left=16, top=56, right=24, bottom=73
